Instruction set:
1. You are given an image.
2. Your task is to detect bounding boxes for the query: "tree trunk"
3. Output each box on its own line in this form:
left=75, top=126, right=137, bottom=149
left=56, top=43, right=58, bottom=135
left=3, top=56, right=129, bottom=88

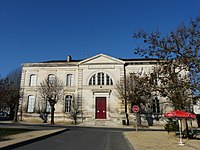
left=50, top=105, right=55, bottom=124
left=74, top=115, right=77, bottom=125
left=145, top=113, right=154, bottom=126
left=136, top=113, right=141, bottom=126
left=13, top=101, right=19, bottom=122
left=9, top=107, right=15, bottom=120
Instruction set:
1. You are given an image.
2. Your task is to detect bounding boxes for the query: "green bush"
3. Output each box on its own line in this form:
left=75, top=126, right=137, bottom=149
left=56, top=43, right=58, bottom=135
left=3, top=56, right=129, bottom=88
left=164, top=119, right=178, bottom=132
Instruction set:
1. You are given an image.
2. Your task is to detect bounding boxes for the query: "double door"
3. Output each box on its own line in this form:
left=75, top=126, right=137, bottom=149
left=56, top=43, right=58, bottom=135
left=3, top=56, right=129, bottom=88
left=95, top=97, right=106, bottom=119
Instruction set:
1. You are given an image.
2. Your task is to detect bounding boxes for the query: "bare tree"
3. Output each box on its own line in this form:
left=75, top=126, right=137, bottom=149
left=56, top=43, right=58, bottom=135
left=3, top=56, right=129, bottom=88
left=133, top=16, right=200, bottom=110
left=151, top=63, right=192, bottom=110
left=115, top=73, right=153, bottom=125
left=39, top=76, right=64, bottom=124
left=0, top=68, right=21, bottom=121
left=35, top=95, right=49, bottom=123
left=69, top=95, right=80, bottom=125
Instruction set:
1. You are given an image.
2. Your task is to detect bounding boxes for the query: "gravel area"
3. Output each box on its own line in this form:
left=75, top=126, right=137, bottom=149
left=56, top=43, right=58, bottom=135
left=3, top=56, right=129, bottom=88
left=124, top=131, right=200, bottom=150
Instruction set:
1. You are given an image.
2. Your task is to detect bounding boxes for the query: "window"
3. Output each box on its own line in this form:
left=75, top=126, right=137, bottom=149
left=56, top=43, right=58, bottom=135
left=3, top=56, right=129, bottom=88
left=89, top=74, right=96, bottom=85
left=152, top=97, right=160, bottom=114
left=89, top=72, right=113, bottom=86
left=48, top=74, right=55, bottom=85
left=65, top=95, right=72, bottom=112
left=66, top=74, right=73, bottom=86
left=150, top=73, right=158, bottom=85
left=27, top=95, right=35, bottom=112
left=106, top=74, right=113, bottom=85
left=46, top=100, right=51, bottom=112
left=29, top=74, right=36, bottom=86
left=97, top=73, right=104, bottom=85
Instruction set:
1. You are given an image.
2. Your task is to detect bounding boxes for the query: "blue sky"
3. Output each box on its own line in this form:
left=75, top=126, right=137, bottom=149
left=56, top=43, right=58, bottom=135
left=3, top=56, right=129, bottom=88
left=0, top=0, right=200, bottom=77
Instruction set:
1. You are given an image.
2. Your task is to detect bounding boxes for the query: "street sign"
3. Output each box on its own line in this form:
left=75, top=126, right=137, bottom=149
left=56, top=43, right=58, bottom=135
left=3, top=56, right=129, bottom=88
left=132, top=105, right=139, bottom=113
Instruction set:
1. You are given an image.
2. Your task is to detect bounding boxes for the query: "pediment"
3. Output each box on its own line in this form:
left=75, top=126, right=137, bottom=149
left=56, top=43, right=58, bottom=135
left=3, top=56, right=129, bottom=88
left=78, top=54, right=125, bottom=65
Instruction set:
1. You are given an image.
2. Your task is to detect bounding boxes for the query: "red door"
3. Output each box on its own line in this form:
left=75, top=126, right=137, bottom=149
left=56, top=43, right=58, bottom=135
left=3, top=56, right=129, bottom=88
left=96, top=97, right=106, bottom=119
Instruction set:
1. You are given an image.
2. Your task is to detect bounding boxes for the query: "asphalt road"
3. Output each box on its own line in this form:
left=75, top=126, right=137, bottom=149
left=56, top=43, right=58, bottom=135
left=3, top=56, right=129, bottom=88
left=12, top=127, right=133, bottom=150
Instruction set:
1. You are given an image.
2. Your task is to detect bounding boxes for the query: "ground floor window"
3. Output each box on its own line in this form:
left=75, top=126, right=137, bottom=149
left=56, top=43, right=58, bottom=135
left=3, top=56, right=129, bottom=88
left=27, top=95, right=35, bottom=112
left=46, top=100, right=51, bottom=112
left=65, top=95, right=72, bottom=112
left=152, top=97, right=160, bottom=114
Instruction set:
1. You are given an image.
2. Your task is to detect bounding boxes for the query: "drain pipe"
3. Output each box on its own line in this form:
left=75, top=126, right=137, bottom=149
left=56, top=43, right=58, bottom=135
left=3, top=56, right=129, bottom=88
left=124, top=64, right=129, bottom=125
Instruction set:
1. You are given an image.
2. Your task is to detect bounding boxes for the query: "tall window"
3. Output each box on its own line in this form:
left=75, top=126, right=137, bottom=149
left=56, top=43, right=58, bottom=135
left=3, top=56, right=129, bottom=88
left=46, top=100, right=51, bottom=112
left=65, top=95, right=72, bottom=112
left=29, top=74, right=36, bottom=86
left=89, top=72, right=113, bottom=86
left=48, top=74, right=55, bottom=85
left=66, top=74, right=73, bottom=86
left=27, top=95, right=35, bottom=112
left=152, top=97, right=160, bottom=114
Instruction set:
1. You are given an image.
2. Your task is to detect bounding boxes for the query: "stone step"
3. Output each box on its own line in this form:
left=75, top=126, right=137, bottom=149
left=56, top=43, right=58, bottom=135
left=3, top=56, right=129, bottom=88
left=95, top=120, right=106, bottom=126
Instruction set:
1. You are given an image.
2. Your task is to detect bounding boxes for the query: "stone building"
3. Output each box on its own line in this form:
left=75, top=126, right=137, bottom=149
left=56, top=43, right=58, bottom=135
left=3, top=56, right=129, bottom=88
left=19, top=53, right=164, bottom=126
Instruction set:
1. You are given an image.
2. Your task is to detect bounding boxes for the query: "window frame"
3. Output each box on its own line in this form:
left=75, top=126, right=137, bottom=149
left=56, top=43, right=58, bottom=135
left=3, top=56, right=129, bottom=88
left=29, top=74, right=37, bottom=86
left=152, top=97, right=160, bottom=114
left=89, top=72, right=113, bottom=86
left=65, top=95, right=72, bottom=113
left=66, top=74, right=73, bottom=86
left=48, top=74, right=55, bottom=85
left=27, top=95, right=35, bottom=113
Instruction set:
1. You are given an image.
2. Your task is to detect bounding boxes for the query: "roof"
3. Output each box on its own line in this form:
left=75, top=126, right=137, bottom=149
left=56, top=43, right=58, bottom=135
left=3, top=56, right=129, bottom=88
left=41, top=57, right=161, bottom=64
left=41, top=59, right=82, bottom=63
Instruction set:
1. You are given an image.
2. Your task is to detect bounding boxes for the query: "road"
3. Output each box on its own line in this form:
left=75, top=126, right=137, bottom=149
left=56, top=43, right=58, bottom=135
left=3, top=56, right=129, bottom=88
left=13, top=127, right=133, bottom=150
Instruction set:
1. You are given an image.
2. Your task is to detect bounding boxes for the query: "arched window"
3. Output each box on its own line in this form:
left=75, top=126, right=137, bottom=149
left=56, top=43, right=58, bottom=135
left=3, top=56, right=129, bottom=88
left=89, top=74, right=96, bottom=85
left=29, top=74, right=36, bottom=86
left=27, top=95, right=35, bottom=113
left=48, top=74, right=55, bottom=85
left=66, top=74, right=73, bottom=86
left=89, top=72, right=113, bottom=85
left=65, top=95, right=72, bottom=112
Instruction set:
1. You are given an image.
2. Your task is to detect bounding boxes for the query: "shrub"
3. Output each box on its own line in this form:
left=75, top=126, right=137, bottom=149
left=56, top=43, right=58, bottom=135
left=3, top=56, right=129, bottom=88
left=164, top=119, right=178, bottom=132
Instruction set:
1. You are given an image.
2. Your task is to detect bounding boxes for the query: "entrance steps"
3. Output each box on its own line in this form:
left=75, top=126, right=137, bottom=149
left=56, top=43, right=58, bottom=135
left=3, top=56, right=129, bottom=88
left=95, top=120, right=106, bottom=126
left=80, top=119, right=118, bottom=127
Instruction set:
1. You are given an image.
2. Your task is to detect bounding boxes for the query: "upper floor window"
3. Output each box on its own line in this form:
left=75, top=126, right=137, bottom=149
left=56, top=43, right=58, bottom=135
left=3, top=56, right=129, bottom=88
left=27, top=95, right=35, bottom=113
left=89, top=72, right=113, bottom=86
left=29, top=74, right=36, bottom=86
left=48, top=74, right=55, bottom=85
left=66, top=74, right=73, bottom=86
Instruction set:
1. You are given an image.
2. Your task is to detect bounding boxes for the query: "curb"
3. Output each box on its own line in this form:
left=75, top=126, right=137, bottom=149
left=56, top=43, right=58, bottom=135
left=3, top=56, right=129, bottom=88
left=1, top=128, right=68, bottom=150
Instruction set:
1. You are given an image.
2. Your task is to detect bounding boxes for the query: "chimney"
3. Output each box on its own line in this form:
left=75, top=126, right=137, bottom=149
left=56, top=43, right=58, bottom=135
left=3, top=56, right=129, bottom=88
left=67, top=55, right=72, bottom=62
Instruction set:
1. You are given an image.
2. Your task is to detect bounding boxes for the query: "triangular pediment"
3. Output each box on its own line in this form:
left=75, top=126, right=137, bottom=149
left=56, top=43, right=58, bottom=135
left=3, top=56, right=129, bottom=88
left=78, top=54, right=125, bottom=65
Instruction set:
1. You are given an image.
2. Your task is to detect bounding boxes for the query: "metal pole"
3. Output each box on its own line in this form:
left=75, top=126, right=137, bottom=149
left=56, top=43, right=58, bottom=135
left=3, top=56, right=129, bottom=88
left=178, top=119, right=184, bottom=145
left=135, top=112, right=138, bottom=131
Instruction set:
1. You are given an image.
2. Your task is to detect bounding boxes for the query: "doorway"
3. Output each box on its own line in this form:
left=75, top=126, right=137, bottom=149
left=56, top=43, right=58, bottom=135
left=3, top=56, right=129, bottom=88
left=95, top=97, right=106, bottom=119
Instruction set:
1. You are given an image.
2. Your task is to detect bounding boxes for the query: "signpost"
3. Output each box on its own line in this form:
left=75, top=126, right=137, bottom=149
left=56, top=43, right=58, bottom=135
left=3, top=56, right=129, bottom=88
left=132, top=105, right=139, bottom=131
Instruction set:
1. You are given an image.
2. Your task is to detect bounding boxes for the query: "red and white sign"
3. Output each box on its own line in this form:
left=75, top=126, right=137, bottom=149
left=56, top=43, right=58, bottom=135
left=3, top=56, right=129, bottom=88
left=132, top=105, right=139, bottom=113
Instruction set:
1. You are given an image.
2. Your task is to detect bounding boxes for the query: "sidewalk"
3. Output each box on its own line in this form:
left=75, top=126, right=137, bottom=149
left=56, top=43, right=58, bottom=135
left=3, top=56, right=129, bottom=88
left=1, top=121, right=199, bottom=150
left=124, top=130, right=200, bottom=150
left=0, top=121, right=68, bottom=149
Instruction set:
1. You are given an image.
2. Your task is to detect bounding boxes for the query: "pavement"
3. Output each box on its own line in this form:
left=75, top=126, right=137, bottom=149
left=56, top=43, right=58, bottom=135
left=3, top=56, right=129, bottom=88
left=0, top=121, right=200, bottom=150
left=124, top=130, right=200, bottom=150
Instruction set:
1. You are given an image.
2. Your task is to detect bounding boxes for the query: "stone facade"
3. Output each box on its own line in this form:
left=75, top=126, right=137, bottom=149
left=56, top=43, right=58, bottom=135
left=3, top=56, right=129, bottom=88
left=19, top=54, right=166, bottom=125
